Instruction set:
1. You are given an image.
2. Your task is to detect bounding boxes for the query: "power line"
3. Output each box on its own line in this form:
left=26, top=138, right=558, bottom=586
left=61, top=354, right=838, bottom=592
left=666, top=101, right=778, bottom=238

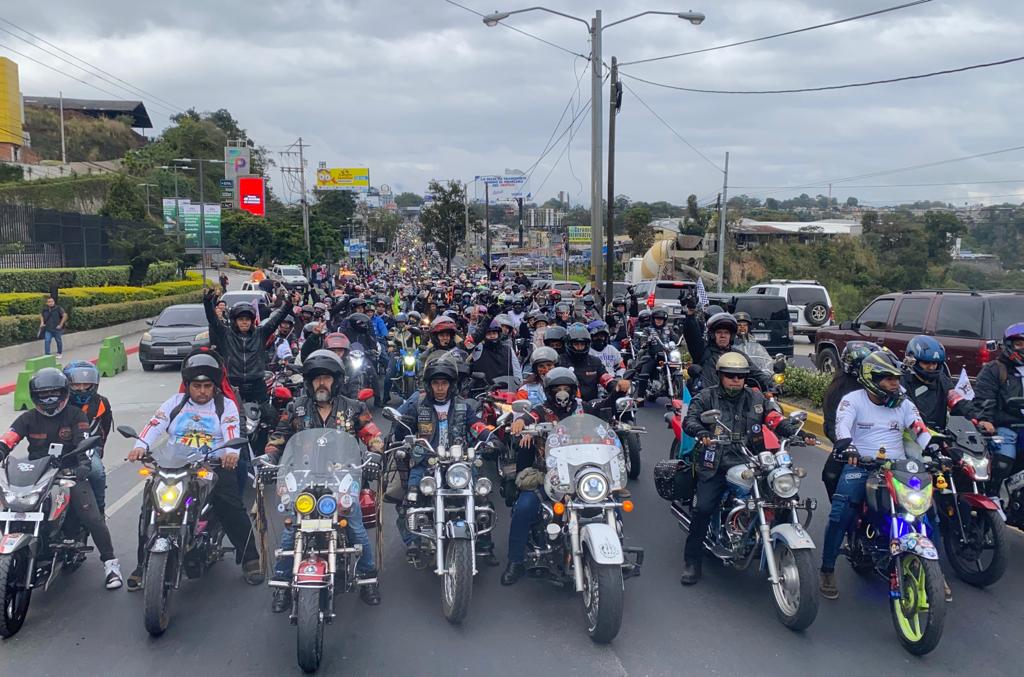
left=619, top=54, right=1024, bottom=95
left=732, top=179, right=1024, bottom=190
left=826, top=145, right=1024, bottom=184
left=619, top=81, right=723, bottom=173
left=443, top=0, right=588, bottom=59
left=621, top=0, right=932, bottom=67
left=533, top=99, right=594, bottom=200
left=0, top=41, right=138, bottom=103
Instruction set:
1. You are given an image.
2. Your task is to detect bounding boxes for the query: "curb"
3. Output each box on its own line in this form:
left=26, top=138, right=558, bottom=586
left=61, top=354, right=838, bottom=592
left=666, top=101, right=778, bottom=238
left=779, top=399, right=825, bottom=440
left=0, top=344, right=139, bottom=396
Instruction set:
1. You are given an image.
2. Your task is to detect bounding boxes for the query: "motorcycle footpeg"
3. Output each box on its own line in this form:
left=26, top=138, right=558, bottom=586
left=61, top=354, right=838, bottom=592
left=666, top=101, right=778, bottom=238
left=76, top=545, right=95, bottom=554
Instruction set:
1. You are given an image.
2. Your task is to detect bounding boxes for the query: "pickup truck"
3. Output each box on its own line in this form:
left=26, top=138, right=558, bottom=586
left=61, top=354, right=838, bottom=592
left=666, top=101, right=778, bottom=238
left=264, top=264, right=308, bottom=290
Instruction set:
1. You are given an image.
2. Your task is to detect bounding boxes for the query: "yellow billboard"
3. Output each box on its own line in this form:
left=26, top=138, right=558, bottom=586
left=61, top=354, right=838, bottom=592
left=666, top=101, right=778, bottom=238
left=0, top=57, right=22, bottom=146
left=315, top=167, right=370, bottom=192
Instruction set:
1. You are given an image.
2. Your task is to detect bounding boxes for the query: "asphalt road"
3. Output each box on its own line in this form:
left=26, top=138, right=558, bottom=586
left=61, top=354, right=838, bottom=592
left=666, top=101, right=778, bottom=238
left=2, top=357, right=1023, bottom=677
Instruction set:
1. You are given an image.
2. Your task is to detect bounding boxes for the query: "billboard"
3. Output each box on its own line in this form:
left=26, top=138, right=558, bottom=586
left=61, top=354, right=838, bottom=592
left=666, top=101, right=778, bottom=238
left=181, top=204, right=222, bottom=249
left=237, top=176, right=266, bottom=216
left=568, top=225, right=592, bottom=244
left=476, top=174, right=530, bottom=203
left=161, top=198, right=190, bottom=231
left=0, top=58, right=23, bottom=146
left=224, top=147, right=251, bottom=180
left=316, top=167, right=370, bottom=192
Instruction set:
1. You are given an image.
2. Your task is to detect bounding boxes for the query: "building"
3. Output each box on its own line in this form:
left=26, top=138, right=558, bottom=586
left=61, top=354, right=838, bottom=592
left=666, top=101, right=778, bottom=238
left=22, top=96, right=153, bottom=130
left=526, top=207, right=564, bottom=228
left=731, top=218, right=861, bottom=248
left=0, top=57, right=26, bottom=162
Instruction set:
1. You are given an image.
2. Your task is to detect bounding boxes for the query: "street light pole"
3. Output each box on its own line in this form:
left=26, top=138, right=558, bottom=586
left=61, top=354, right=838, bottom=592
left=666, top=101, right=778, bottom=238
left=590, top=10, right=603, bottom=289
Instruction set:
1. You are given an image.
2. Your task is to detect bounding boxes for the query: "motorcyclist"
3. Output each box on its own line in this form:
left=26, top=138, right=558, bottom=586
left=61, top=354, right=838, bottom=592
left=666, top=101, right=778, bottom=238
left=553, top=302, right=572, bottom=328
left=821, top=341, right=879, bottom=498
left=127, top=353, right=261, bottom=590
left=0, top=368, right=122, bottom=589
left=517, top=347, right=558, bottom=406
left=558, top=323, right=628, bottom=402
left=421, top=315, right=460, bottom=372
left=263, top=350, right=383, bottom=609
left=902, top=335, right=976, bottom=430
left=542, top=324, right=568, bottom=357
left=681, top=310, right=773, bottom=393
left=680, top=353, right=814, bottom=586
left=269, top=314, right=298, bottom=364
left=731, top=311, right=773, bottom=374
left=384, top=313, right=419, bottom=404
left=469, top=319, right=523, bottom=386
left=63, top=361, right=112, bottom=516
left=974, top=322, right=1024, bottom=494
left=634, top=307, right=681, bottom=401
left=588, top=320, right=624, bottom=377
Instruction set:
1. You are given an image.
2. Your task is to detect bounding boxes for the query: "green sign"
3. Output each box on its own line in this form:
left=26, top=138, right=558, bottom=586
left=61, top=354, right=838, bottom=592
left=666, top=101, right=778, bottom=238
left=181, top=203, right=222, bottom=249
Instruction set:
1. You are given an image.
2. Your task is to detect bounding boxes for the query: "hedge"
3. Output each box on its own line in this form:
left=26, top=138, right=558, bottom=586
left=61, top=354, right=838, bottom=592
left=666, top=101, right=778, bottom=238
left=0, top=262, right=178, bottom=293
left=0, top=289, right=206, bottom=348
left=782, top=364, right=832, bottom=408
left=0, top=279, right=209, bottom=316
left=143, top=261, right=179, bottom=285
left=228, top=260, right=258, bottom=272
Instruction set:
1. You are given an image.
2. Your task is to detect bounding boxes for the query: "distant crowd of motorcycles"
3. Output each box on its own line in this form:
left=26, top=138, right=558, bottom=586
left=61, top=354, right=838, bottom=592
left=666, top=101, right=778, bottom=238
left=3, top=227, right=1023, bottom=669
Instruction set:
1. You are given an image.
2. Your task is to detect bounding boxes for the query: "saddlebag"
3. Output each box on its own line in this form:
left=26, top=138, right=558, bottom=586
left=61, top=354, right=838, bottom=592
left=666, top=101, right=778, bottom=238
left=654, top=458, right=695, bottom=502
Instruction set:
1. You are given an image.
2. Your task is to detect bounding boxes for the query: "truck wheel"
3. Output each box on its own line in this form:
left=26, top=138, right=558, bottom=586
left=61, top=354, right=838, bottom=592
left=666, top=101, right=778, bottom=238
left=816, top=347, right=840, bottom=374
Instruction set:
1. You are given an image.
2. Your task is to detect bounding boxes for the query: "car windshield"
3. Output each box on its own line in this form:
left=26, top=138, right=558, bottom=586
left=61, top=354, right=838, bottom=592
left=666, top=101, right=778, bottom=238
left=655, top=284, right=691, bottom=300
left=276, top=429, right=363, bottom=511
left=544, top=414, right=625, bottom=491
left=280, top=267, right=302, bottom=276
left=222, top=293, right=263, bottom=304
left=155, top=306, right=205, bottom=327
left=989, top=296, right=1024, bottom=339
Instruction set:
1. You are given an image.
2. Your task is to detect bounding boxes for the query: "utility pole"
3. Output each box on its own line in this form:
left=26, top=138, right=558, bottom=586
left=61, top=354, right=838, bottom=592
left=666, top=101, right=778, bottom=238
left=59, top=91, right=66, bottom=164
left=484, top=182, right=491, bottom=274
left=516, top=197, right=524, bottom=248
left=605, top=56, right=619, bottom=309
left=280, top=139, right=312, bottom=266
left=198, top=159, right=207, bottom=284
left=716, top=151, right=729, bottom=293
left=590, top=10, right=604, bottom=288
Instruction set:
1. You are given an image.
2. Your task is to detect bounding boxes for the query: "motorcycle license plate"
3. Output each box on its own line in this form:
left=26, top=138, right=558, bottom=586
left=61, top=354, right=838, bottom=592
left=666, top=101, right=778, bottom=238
left=0, top=511, right=43, bottom=521
left=1007, top=470, right=1024, bottom=493
left=753, top=332, right=770, bottom=341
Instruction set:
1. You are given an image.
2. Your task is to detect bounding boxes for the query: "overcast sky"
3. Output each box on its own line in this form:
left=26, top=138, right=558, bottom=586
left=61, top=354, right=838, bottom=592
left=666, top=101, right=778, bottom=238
left=2, top=0, right=1022, bottom=208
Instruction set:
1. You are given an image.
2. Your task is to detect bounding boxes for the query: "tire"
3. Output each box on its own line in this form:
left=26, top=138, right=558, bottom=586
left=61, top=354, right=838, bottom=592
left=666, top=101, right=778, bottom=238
left=943, top=508, right=1008, bottom=588
left=804, top=302, right=829, bottom=327
left=296, top=587, right=325, bottom=673
left=816, top=347, right=840, bottom=374
left=143, top=551, right=173, bottom=636
left=890, top=555, right=946, bottom=656
left=770, top=544, right=819, bottom=631
left=441, top=539, right=473, bottom=624
left=141, top=360, right=155, bottom=372
left=622, top=432, right=642, bottom=480
left=669, top=438, right=680, bottom=460
left=582, top=554, right=624, bottom=644
left=0, top=552, right=32, bottom=638
left=403, top=375, right=416, bottom=400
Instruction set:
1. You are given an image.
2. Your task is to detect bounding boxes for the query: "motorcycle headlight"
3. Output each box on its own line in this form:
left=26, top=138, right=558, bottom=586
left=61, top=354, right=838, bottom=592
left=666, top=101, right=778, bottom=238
left=475, top=477, right=492, bottom=497
left=445, top=463, right=472, bottom=490
left=669, top=349, right=682, bottom=362
left=768, top=468, right=799, bottom=499
left=894, top=479, right=932, bottom=516
left=351, top=357, right=364, bottom=369
left=295, top=492, right=316, bottom=515
left=403, top=355, right=416, bottom=366
left=576, top=471, right=609, bottom=503
left=962, top=454, right=990, bottom=481
left=419, top=476, right=437, bottom=496
left=155, top=481, right=184, bottom=513
left=317, top=494, right=337, bottom=516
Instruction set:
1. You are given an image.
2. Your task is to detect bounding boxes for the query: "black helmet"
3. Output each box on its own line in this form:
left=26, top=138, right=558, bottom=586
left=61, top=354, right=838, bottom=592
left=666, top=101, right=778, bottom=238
left=544, top=325, right=569, bottom=350
left=612, top=296, right=627, bottom=309
left=840, top=341, right=881, bottom=375
left=423, top=359, right=458, bottom=402
left=733, top=311, right=752, bottom=325
left=350, top=297, right=367, bottom=309
left=302, top=349, right=345, bottom=399
left=706, top=312, right=738, bottom=336
left=651, top=307, right=669, bottom=322
left=583, top=295, right=595, bottom=308
left=348, top=312, right=371, bottom=333
left=395, top=312, right=408, bottom=324
left=229, top=302, right=256, bottom=323
left=566, top=323, right=592, bottom=356
left=29, top=368, right=69, bottom=417
left=704, top=304, right=725, bottom=317
left=181, top=352, right=221, bottom=386
left=543, top=367, right=578, bottom=411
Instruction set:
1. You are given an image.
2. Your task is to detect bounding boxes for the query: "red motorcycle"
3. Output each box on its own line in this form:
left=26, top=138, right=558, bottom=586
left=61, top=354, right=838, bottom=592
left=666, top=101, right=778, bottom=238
left=473, top=375, right=525, bottom=506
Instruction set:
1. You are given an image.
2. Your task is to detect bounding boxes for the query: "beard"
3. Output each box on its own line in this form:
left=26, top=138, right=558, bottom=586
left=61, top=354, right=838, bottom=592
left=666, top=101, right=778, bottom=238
left=314, top=387, right=332, bottom=403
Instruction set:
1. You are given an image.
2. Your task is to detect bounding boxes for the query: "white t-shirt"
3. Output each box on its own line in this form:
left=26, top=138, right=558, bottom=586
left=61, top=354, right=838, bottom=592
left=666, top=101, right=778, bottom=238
left=139, top=393, right=241, bottom=457
left=834, top=389, right=930, bottom=460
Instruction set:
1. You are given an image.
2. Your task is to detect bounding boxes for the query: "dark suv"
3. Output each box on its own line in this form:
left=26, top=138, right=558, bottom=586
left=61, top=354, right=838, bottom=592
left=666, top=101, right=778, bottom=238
left=814, top=289, right=1024, bottom=377
left=707, top=293, right=794, bottom=357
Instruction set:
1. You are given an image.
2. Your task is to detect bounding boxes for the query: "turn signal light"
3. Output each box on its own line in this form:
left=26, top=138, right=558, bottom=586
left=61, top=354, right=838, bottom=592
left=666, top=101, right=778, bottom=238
left=622, top=500, right=634, bottom=513
left=196, top=469, right=211, bottom=479
left=553, top=502, right=565, bottom=516
left=137, top=467, right=151, bottom=477
left=338, top=518, right=348, bottom=528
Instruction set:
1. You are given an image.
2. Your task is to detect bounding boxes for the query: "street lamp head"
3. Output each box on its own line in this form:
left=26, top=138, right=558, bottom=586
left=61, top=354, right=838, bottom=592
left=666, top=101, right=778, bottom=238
left=678, top=11, right=705, bottom=25
left=483, top=11, right=509, bottom=26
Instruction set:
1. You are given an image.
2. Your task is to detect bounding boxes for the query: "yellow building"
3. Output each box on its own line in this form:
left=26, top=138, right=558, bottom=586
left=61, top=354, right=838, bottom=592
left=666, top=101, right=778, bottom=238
left=0, top=57, right=24, bottom=158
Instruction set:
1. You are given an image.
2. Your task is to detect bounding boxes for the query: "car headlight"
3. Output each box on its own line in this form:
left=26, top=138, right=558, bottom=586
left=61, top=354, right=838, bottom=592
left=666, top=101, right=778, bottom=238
left=317, top=494, right=337, bottom=516
left=669, top=349, right=682, bottom=362
left=294, top=492, right=316, bottom=515
left=576, top=471, right=609, bottom=503
left=194, top=330, right=209, bottom=342
left=403, top=356, right=416, bottom=367
left=445, top=463, right=472, bottom=490
left=155, top=481, right=184, bottom=513
left=768, top=468, right=799, bottom=499
left=141, top=332, right=152, bottom=342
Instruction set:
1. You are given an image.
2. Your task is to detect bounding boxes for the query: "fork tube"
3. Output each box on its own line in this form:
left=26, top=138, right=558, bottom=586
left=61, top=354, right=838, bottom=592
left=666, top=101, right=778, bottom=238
left=666, top=365, right=674, bottom=398
left=466, top=491, right=477, bottom=576
left=292, top=531, right=304, bottom=578
left=569, top=508, right=584, bottom=592
left=947, top=472, right=969, bottom=544
left=434, top=466, right=445, bottom=575
left=753, top=482, right=780, bottom=583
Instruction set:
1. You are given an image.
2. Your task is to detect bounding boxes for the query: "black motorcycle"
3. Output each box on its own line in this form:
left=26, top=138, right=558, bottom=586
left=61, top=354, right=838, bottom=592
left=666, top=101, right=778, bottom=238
left=992, top=396, right=1024, bottom=528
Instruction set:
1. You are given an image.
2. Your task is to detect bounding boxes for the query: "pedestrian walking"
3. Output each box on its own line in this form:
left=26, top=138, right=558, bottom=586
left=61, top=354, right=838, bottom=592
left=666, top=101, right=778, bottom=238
left=39, top=295, right=67, bottom=358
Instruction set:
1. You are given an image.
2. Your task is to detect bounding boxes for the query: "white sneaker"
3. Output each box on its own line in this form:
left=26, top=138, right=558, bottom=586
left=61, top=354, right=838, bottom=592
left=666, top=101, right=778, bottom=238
left=104, top=559, right=123, bottom=590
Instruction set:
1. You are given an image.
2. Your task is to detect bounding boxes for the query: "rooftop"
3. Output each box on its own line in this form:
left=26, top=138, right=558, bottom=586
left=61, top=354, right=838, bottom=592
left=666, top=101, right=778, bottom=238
left=22, top=96, right=153, bottom=128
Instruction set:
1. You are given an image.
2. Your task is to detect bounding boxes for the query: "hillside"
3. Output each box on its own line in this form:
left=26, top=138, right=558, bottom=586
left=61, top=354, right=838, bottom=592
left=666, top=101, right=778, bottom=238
left=23, top=106, right=144, bottom=162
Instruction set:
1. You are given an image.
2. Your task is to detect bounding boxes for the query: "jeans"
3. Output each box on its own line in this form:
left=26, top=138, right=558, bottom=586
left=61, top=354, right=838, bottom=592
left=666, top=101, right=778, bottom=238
left=684, top=470, right=729, bottom=563
left=87, top=453, right=107, bottom=516
left=507, top=490, right=542, bottom=563
left=995, top=427, right=1019, bottom=459
left=70, top=480, right=115, bottom=561
left=274, top=501, right=374, bottom=578
left=43, top=329, right=63, bottom=355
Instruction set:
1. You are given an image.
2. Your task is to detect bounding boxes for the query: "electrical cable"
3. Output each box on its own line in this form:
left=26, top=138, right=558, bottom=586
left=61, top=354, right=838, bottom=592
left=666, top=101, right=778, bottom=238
left=619, top=81, right=723, bottom=173
left=733, top=179, right=1024, bottom=189
left=443, top=0, right=588, bottom=58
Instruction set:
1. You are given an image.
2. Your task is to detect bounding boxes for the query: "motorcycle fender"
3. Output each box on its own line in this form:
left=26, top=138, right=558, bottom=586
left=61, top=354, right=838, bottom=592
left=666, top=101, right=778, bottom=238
left=150, top=537, right=173, bottom=554
left=896, top=534, right=938, bottom=560
left=445, top=519, right=473, bottom=540
left=580, top=523, right=624, bottom=565
left=959, top=493, right=1000, bottom=512
left=0, top=533, right=32, bottom=555
left=295, top=558, right=328, bottom=585
left=770, top=523, right=815, bottom=551
left=670, top=414, right=682, bottom=440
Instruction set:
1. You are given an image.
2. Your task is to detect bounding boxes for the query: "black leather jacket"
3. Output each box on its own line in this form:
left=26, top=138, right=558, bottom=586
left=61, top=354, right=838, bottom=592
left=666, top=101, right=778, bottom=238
left=205, top=294, right=288, bottom=386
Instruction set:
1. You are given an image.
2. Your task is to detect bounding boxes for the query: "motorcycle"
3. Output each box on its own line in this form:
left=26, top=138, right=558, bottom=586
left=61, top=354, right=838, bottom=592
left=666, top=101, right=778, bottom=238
left=345, top=344, right=381, bottom=407
left=262, top=429, right=373, bottom=674
left=667, top=408, right=819, bottom=631
left=476, top=376, right=525, bottom=506
left=392, top=345, right=421, bottom=401
left=839, top=448, right=947, bottom=655
left=636, top=331, right=685, bottom=401
left=930, top=416, right=1007, bottom=588
left=0, top=435, right=101, bottom=638
left=517, top=414, right=643, bottom=643
left=601, top=391, right=645, bottom=480
left=382, top=407, right=495, bottom=624
left=991, top=396, right=1024, bottom=528
left=116, top=426, right=248, bottom=636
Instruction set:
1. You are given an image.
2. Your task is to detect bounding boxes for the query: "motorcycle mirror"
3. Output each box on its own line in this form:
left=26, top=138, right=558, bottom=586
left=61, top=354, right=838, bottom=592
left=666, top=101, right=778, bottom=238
left=117, top=425, right=139, bottom=440
left=357, top=387, right=375, bottom=402
left=616, top=398, right=632, bottom=412
left=511, top=400, right=532, bottom=414
left=788, top=410, right=808, bottom=423
left=471, top=371, right=486, bottom=381
left=773, top=356, right=788, bottom=374
left=699, top=409, right=721, bottom=425
left=71, top=435, right=102, bottom=456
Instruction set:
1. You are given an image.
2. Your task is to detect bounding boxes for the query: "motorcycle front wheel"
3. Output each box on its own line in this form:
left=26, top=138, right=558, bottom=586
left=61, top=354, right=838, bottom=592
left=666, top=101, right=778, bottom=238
left=143, top=550, right=173, bottom=636
left=582, top=553, right=624, bottom=644
left=770, top=543, right=818, bottom=631
left=943, top=507, right=1008, bottom=588
left=296, top=587, right=325, bottom=673
left=621, top=432, right=642, bottom=480
left=890, top=554, right=946, bottom=656
left=0, top=551, right=32, bottom=638
left=442, top=539, right=473, bottom=624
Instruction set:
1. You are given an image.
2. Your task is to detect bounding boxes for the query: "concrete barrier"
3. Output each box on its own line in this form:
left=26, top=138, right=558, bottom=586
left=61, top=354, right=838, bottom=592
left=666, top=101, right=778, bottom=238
left=13, top=355, right=60, bottom=411
left=0, top=318, right=151, bottom=368
left=96, top=336, right=128, bottom=376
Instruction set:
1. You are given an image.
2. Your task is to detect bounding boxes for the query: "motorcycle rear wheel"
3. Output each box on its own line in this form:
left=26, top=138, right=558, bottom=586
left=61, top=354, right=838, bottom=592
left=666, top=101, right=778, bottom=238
left=296, top=587, right=325, bottom=673
left=770, top=543, right=818, bottom=631
left=442, top=539, right=473, bottom=624
left=943, top=508, right=1008, bottom=588
left=582, top=553, right=623, bottom=644
left=890, top=554, right=946, bottom=656
left=143, top=550, right=173, bottom=636
left=0, top=552, right=32, bottom=638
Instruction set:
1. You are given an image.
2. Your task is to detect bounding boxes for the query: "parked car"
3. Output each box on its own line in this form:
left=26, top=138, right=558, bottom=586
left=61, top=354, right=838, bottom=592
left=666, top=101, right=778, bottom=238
left=814, top=289, right=1024, bottom=377
left=634, top=279, right=697, bottom=319
left=533, top=279, right=583, bottom=303
left=219, top=290, right=271, bottom=320
left=139, top=304, right=210, bottom=371
left=265, top=264, right=308, bottom=290
left=747, top=279, right=833, bottom=338
left=707, top=293, right=794, bottom=358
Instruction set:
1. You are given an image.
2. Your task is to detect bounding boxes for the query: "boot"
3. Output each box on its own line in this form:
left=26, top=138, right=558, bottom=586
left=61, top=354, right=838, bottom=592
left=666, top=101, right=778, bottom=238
left=679, top=559, right=701, bottom=585
left=943, top=579, right=953, bottom=603
left=501, top=561, right=526, bottom=586
left=272, top=588, right=290, bottom=613
left=478, top=540, right=500, bottom=567
left=359, top=574, right=381, bottom=606
left=819, top=570, right=839, bottom=600
left=126, top=565, right=144, bottom=592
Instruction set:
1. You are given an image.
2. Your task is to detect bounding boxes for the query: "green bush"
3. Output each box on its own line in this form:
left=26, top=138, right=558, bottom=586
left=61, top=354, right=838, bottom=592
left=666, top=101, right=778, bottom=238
left=228, top=260, right=257, bottom=272
left=782, top=364, right=831, bottom=408
left=0, top=261, right=179, bottom=293
left=0, top=278, right=209, bottom=316
left=144, top=279, right=207, bottom=296
left=142, top=261, right=179, bottom=285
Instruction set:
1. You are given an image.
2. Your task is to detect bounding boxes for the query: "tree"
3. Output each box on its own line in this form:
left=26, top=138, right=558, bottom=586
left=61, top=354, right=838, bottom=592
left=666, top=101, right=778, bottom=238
left=394, top=192, right=424, bottom=208
left=419, top=180, right=467, bottom=274
left=222, top=210, right=275, bottom=265
left=101, top=175, right=180, bottom=283
left=682, top=193, right=713, bottom=236
left=624, top=205, right=654, bottom=254
left=845, top=196, right=859, bottom=207
left=311, top=189, right=356, bottom=226
left=100, top=174, right=147, bottom=221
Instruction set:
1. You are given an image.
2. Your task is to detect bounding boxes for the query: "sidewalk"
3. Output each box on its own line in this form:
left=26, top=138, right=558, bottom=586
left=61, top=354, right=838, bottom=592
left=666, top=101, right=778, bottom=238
left=0, top=329, right=145, bottom=394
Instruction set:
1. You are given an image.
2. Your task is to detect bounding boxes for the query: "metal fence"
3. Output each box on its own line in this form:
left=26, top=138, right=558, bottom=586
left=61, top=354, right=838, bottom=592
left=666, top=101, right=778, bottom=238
left=0, top=204, right=127, bottom=269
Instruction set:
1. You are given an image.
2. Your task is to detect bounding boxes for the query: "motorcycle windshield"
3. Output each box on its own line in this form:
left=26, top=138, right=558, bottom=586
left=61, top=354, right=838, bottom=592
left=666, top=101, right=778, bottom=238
left=544, top=414, right=625, bottom=491
left=276, top=429, right=363, bottom=509
left=150, top=441, right=210, bottom=469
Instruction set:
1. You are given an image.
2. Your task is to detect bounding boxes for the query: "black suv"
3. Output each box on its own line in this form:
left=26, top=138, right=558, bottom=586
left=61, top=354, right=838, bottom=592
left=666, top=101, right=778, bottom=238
left=707, top=293, right=794, bottom=357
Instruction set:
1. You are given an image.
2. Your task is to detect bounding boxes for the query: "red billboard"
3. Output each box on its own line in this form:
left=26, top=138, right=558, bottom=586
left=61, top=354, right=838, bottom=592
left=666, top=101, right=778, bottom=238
left=238, top=176, right=265, bottom=216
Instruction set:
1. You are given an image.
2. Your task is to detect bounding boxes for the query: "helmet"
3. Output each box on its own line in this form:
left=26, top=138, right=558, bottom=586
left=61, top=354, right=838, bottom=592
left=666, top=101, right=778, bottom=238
left=840, top=341, right=881, bottom=375
left=350, top=297, right=367, bottom=310
left=279, top=314, right=295, bottom=328
left=302, top=349, right=345, bottom=399
left=229, top=302, right=256, bottom=323
left=733, top=311, right=752, bottom=325
left=637, top=309, right=652, bottom=327
left=63, top=360, right=100, bottom=406
left=543, top=367, right=578, bottom=411
left=422, top=359, right=458, bottom=403
left=583, top=295, right=595, bottom=308
left=348, top=312, right=371, bottom=333
left=543, top=325, right=568, bottom=350
left=906, top=335, right=946, bottom=381
left=29, top=368, right=69, bottom=417
left=549, top=290, right=562, bottom=301
left=300, top=304, right=314, bottom=317
left=716, top=352, right=749, bottom=397
left=512, top=296, right=524, bottom=310
left=395, top=312, right=408, bottom=324
left=181, top=352, right=221, bottom=386
left=566, top=323, right=591, bottom=356
left=588, top=319, right=609, bottom=335
left=312, top=302, right=327, bottom=317
left=430, top=316, right=457, bottom=335
left=706, top=312, right=738, bottom=336
left=495, top=313, right=514, bottom=331
left=612, top=295, right=626, bottom=309
left=530, top=346, right=558, bottom=368
left=651, top=307, right=669, bottom=322
left=1003, top=322, right=1024, bottom=366
left=858, top=350, right=905, bottom=408
left=588, top=320, right=610, bottom=350
left=408, top=311, right=422, bottom=323
left=324, top=332, right=351, bottom=354
left=704, top=304, right=725, bottom=317
left=555, top=302, right=571, bottom=316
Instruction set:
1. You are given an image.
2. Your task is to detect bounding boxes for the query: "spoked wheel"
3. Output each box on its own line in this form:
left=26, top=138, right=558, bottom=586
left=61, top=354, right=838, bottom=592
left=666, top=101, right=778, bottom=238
left=943, top=508, right=1008, bottom=588
left=296, top=588, right=325, bottom=673
left=890, top=555, right=946, bottom=655
left=143, top=551, right=173, bottom=636
left=0, top=552, right=32, bottom=638
left=622, top=432, right=642, bottom=480
left=770, top=543, right=818, bottom=631
left=582, top=553, right=623, bottom=644
left=442, top=539, right=473, bottom=624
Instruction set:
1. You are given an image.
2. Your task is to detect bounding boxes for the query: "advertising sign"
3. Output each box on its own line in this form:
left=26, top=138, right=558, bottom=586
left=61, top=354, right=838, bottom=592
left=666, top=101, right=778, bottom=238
left=237, top=176, right=266, bottom=216
left=224, top=147, right=251, bottom=180
left=476, top=174, right=530, bottom=203
left=568, top=225, right=592, bottom=244
left=181, top=204, right=222, bottom=249
left=316, top=167, right=370, bottom=192
left=161, top=198, right=190, bottom=231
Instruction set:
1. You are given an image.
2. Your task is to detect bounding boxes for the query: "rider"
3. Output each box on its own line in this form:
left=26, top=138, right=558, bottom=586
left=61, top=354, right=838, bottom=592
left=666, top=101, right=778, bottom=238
left=468, top=319, right=522, bottom=386
left=588, top=320, right=624, bottom=377
left=821, top=341, right=880, bottom=498
left=542, top=325, right=568, bottom=358
left=264, top=350, right=383, bottom=609
left=974, top=322, right=1024, bottom=495
left=680, top=353, right=814, bottom=586
left=634, top=307, right=680, bottom=401
left=681, top=310, right=772, bottom=392
left=559, top=323, right=628, bottom=402
left=731, top=311, right=772, bottom=374
left=902, top=335, right=975, bottom=429
left=0, top=368, right=122, bottom=589
left=518, top=347, right=558, bottom=406
left=127, top=353, right=261, bottom=591
left=63, top=361, right=112, bottom=516
left=421, top=315, right=460, bottom=372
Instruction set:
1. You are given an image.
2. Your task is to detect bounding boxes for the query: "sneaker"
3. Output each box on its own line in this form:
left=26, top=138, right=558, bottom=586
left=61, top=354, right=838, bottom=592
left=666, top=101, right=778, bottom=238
left=819, top=571, right=839, bottom=600
left=104, top=559, right=123, bottom=590
left=944, top=579, right=953, bottom=603
left=126, top=566, right=144, bottom=592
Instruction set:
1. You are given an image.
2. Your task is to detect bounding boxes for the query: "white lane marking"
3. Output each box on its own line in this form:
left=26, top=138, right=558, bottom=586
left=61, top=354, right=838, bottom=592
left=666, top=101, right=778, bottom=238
left=106, top=479, right=146, bottom=517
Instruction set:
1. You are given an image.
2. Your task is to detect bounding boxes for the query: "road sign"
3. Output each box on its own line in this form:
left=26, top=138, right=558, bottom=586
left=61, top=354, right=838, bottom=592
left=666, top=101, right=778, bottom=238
left=219, top=179, right=233, bottom=188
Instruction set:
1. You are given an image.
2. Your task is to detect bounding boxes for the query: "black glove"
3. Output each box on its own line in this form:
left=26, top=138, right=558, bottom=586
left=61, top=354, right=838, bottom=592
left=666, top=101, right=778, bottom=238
left=203, top=287, right=218, bottom=302
left=364, top=452, right=382, bottom=481
left=74, top=462, right=90, bottom=481
left=696, top=431, right=713, bottom=446
left=799, top=432, right=818, bottom=446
